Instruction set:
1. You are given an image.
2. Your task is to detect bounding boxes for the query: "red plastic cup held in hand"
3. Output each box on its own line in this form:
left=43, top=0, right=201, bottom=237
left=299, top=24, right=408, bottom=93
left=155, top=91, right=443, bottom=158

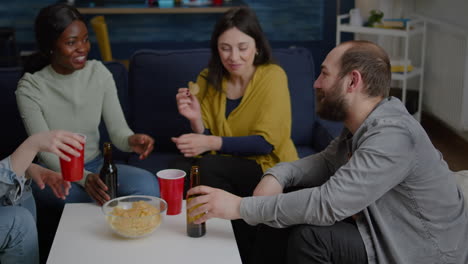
left=59, top=133, right=86, bottom=182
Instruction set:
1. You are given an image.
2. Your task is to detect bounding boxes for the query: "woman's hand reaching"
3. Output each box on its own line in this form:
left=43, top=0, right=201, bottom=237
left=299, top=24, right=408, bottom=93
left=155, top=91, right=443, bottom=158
left=128, top=134, right=155, bottom=160
left=27, top=164, right=71, bottom=200
left=10, top=130, right=85, bottom=178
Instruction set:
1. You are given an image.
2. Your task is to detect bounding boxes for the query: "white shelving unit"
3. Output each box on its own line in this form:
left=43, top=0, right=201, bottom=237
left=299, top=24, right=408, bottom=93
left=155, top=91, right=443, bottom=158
left=336, top=14, right=427, bottom=121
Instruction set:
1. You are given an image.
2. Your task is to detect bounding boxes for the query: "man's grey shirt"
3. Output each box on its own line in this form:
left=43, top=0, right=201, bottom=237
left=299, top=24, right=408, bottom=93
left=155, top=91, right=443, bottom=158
left=240, top=97, right=468, bottom=264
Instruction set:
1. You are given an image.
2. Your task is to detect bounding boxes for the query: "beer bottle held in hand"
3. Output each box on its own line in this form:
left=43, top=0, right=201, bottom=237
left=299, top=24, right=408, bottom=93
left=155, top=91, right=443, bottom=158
left=100, top=142, right=118, bottom=199
left=186, top=165, right=206, bottom=237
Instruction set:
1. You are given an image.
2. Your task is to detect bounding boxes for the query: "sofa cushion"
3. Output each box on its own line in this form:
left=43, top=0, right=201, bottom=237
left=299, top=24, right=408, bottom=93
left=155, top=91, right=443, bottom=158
left=129, top=48, right=319, bottom=153
left=272, top=48, right=317, bottom=148
left=128, top=49, right=210, bottom=153
left=103, top=61, right=130, bottom=118
left=0, top=67, right=27, bottom=159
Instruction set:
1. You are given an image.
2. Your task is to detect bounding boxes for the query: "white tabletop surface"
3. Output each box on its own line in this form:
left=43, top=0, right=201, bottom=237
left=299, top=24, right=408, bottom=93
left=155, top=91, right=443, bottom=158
left=47, top=202, right=241, bottom=264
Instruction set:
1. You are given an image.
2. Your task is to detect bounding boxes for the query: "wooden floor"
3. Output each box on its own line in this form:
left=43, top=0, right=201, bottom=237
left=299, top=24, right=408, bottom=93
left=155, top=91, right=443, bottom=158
left=421, top=113, right=468, bottom=172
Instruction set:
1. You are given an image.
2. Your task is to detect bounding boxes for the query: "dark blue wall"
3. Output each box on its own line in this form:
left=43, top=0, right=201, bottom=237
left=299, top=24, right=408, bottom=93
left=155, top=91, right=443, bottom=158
left=0, top=0, right=354, bottom=75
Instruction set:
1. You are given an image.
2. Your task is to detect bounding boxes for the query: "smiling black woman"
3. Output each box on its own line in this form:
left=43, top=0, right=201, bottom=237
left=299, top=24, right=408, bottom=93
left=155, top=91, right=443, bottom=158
left=15, top=3, right=160, bottom=262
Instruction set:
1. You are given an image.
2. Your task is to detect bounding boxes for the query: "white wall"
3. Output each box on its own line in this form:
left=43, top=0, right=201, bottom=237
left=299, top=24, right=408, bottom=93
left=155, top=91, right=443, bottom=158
left=414, top=0, right=468, bottom=28
left=414, top=0, right=468, bottom=141
left=355, top=0, right=468, bottom=141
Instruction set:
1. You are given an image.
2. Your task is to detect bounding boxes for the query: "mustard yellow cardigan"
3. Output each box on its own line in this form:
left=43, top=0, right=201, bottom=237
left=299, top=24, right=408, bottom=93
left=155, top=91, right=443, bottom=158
left=196, top=64, right=298, bottom=172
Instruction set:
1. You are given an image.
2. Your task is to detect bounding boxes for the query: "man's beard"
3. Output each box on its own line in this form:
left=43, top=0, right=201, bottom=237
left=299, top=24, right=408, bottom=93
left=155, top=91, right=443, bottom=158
left=315, top=79, right=348, bottom=121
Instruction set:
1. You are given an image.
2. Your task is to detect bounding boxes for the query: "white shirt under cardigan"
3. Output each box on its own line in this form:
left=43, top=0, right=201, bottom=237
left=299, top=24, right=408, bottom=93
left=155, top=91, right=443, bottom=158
left=16, top=60, right=133, bottom=186
left=240, top=97, right=468, bottom=264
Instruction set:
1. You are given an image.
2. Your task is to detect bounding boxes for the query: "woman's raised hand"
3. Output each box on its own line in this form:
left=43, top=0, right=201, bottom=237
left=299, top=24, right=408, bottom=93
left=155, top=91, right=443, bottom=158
left=128, top=134, right=155, bottom=160
left=176, top=87, right=202, bottom=122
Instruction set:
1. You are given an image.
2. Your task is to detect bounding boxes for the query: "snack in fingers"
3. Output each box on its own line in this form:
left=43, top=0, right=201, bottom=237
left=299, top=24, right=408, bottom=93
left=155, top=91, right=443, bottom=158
left=188, top=81, right=200, bottom=95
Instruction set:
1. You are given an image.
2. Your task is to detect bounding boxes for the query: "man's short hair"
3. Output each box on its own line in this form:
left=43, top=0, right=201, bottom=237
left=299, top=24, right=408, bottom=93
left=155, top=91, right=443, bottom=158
left=338, top=40, right=391, bottom=97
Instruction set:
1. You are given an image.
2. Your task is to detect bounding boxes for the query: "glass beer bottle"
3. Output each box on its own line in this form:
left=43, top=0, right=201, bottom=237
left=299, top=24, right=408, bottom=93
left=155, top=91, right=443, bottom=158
left=100, top=142, right=118, bottom=199
left=186, top=165, right=206, bottom=237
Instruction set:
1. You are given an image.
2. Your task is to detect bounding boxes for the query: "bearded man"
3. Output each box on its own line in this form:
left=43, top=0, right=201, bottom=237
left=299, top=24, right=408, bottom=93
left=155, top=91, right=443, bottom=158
left=184, top=40, right=468, bottom=264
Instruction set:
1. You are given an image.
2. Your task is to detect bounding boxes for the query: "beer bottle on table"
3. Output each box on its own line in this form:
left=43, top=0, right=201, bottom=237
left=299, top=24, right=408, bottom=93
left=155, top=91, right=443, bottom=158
left=100, top=142, right=118, bottom=199
left=186, top=165, right=206, bottom=237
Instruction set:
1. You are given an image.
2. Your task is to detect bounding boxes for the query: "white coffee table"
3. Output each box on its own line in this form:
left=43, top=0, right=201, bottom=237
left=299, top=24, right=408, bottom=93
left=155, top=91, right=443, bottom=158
left=47, top=202, right=241, bottom=263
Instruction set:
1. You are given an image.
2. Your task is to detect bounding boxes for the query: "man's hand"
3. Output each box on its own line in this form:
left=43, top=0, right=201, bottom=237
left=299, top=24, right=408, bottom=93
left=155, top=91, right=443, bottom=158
left=85, top=173, right=110, bottom=205
left=186, top=185, right=242, bottom=224
left=128, top=134, right=154, bottom=160
left=253, top=174, right=283, bottom=196
left=171, top=133, right=221, bottom=157
left=27, top=164, right=71, bottom=200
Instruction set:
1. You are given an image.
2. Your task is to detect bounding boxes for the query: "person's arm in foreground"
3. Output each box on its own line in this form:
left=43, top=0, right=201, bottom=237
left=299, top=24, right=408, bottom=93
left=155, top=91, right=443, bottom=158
left=16, top=84, right=71, bottom=177
left=254, top=132, right=348, bottom=196
left=8, top=130, right=84, bottom=199
left=186, top=174, right=285, bottom=223
left=188, top=124, right=415, bottom=228
left=184, top=134, right=347, bottom=222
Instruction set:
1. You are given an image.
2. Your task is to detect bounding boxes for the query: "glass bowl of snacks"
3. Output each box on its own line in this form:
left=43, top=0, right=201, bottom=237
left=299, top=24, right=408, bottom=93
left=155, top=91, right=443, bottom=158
left=102, top=195, right=167, bottom=238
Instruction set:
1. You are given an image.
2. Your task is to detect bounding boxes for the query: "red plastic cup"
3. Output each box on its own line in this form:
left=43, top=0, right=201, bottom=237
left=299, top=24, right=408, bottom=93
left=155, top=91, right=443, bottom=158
left=156, top=169, right=186, bottom=215
left=59, top=134, right=86, bottom=182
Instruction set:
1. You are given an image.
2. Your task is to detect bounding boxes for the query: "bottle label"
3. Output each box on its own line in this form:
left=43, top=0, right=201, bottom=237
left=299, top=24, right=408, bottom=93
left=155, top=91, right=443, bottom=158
left=186, top=197, right=204, bottom=223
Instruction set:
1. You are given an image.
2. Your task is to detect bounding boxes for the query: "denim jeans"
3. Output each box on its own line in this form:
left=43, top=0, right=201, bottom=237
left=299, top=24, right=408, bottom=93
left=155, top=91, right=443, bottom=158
left=0, top=188, right=39, bottom=264
left=33, top=155, right=160, bottom=263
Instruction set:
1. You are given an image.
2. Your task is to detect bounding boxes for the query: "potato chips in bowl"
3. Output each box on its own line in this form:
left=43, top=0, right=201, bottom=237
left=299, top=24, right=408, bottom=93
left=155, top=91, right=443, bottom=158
left=102, top=195, right=167, bottom=238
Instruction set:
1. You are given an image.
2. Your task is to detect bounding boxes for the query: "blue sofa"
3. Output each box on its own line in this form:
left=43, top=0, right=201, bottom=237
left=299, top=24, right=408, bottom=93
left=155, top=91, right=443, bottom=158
left=0, top=66, right=27, bottom=160
left=0, top=47, right=342, bottom=174
left=123, top=47, right=343, bottom=174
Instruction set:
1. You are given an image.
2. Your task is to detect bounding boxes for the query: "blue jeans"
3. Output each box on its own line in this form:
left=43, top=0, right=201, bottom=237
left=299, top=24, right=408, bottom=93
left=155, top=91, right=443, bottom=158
left=33, top=156, right=160, bottom=263
left=0, top=189, right=39, bottom=264
left=33, top=156, right=160, bottom=204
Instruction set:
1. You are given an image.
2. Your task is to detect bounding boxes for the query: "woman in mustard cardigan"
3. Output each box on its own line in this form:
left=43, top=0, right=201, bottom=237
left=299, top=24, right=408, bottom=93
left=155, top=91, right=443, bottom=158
left=173, top=7, right=297, bottom=262
left=174, top=6, right=297, bottom=197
